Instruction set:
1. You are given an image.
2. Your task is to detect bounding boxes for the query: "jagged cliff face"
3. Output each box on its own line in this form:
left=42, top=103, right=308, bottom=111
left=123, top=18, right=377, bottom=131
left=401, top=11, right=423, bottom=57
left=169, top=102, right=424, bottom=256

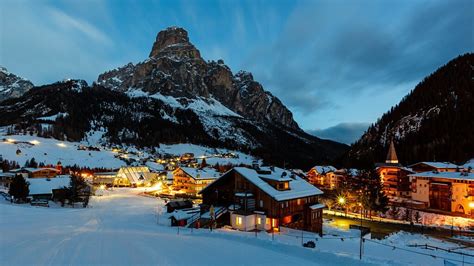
left=97, top=27, right=299, bottom=129
left=0, top=67, right=34, bottom=102
left=0, top=27, right=349, bottom=169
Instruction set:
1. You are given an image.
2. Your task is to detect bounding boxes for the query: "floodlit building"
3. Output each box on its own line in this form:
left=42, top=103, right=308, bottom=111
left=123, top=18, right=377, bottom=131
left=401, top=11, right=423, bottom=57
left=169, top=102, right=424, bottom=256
left=92, top=172, right=118, bottom=186
left=200, top=167, right=324, bottom=234
left=10, top=167, right=60, bottom=179
left=115, top=166, right=156, bottom=187
left=408, top=162, right=460, bottom=173
left=92, top=167, right=156, bottom=187
left=376, top=141, right=413, bottom=198
left=307, top=165, right=338, bottom=190
left=172, top=167, right=221, bottom=197
left=409, top=171, right=474, bottom=217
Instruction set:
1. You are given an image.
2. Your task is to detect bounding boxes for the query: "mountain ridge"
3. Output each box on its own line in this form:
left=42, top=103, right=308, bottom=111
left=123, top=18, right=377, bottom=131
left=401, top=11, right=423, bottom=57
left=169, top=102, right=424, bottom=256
left=342, top=53, right=474, bottom=168
left=0, top=27, right=348, bottom=169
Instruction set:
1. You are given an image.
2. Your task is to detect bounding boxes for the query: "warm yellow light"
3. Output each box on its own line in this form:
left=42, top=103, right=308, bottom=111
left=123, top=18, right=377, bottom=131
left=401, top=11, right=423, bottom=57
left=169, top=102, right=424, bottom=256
left=30, top=140, right=40, bottom=145
left=57, top=143, right=66, bottom=148
left=469, top=202, right=474, bottom=209
left=149, top=182, right=162, bottom=191
left=99, top=185, right=106, bottom=190
left=338, top=196, right=346, bottom=205
left=6, top=138, right=15, bottom=143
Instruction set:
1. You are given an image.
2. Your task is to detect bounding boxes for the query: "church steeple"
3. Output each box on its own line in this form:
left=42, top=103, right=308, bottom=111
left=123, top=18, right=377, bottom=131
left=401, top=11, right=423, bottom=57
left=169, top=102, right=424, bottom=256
left=385, top=140, right=399, bottom=164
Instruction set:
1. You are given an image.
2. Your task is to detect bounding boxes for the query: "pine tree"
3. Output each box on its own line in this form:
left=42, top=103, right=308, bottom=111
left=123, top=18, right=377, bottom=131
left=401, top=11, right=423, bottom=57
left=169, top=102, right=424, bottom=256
left=360, top=169, right=388, bottom=217
left=200, top=158, right=207, bottom=168
left=8, top=174, right=29, bottom=202
left=68, top=175, right=90, bottom=207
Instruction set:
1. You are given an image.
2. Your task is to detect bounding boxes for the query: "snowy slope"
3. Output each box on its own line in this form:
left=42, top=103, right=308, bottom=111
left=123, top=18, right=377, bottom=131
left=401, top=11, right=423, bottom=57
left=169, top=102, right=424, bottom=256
left=0, top=67, right=34, bottom=101
left=0, top=134, right=258, bottom=168
left=0, top=189, right=471, bottom=265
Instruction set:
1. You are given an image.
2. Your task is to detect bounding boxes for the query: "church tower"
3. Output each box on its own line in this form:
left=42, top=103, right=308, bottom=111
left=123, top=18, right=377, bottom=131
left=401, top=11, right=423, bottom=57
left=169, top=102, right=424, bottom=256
left=385, top=140, right=399, bottom=164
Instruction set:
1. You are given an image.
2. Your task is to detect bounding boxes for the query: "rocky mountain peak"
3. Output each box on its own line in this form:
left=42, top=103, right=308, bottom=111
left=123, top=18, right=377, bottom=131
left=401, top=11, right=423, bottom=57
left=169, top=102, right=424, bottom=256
left=98, top=26, right=301, bottom=130
left=149, top=27, right=201, bottom=60
left=0, top=66, right=34, bottom=102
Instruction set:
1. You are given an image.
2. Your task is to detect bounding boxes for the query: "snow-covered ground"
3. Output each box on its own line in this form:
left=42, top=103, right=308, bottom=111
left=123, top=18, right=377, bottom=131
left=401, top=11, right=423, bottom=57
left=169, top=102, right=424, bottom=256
left=1, top=189, right=472, bottom=265
left=0, top=134, right=125, bottom=168
left=0, top=134, right=258, bottom=169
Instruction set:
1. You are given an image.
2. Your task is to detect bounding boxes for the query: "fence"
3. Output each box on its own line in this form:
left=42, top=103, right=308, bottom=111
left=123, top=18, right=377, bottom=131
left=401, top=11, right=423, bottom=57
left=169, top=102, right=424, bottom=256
left=169, top=224, right=474, bottom=265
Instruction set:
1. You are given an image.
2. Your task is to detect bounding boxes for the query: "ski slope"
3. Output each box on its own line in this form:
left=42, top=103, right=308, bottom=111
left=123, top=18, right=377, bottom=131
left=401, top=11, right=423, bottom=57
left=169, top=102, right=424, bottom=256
left=0, top=189, right=472, bottom=265
left=0, top=134, right=257, bottom=169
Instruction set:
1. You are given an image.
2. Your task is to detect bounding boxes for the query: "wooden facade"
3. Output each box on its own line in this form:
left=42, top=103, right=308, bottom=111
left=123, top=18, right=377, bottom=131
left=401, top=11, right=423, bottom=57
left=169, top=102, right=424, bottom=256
left=201, top=169, right=323, bottom=234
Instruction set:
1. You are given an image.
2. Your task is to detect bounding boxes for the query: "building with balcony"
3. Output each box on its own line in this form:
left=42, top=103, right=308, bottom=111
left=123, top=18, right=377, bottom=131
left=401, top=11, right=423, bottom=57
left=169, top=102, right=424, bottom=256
left=200, top=166, right=324, bottom=234
left=376, top=140, right=413, bottom=198
left=409, top=171, right=474, bottom=217
left=172, top=167, right=220, bottom=197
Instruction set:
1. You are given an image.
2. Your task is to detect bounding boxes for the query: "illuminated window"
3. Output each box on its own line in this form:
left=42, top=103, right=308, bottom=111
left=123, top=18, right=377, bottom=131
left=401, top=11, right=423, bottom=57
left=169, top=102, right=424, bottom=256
left=236, top=216, right=242, bottom=225
left=257, top=217, right=261, bottom=225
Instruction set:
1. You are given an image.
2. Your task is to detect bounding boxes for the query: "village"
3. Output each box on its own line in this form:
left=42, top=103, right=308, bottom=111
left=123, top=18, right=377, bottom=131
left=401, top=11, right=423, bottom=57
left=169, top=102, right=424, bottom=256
left=1, top=133, right=473, bottom=256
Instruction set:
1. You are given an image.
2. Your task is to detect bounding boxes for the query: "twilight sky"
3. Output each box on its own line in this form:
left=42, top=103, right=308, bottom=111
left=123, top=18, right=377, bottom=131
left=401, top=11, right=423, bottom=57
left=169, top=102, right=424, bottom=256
left=1, top=0, right=472, bottom=144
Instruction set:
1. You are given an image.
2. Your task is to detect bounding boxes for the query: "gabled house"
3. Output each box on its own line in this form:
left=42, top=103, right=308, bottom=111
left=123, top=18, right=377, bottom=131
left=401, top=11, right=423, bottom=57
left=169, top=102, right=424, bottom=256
left=409, top=171, right=474, bottom=217
left=307, top=165, right=338, bottom=190
left=115, top=166, right=156, bottom=187
left=172, top=167, right=220, bottom=197
left=376, top=140, right=413, bottom=198
left=27, top=175, right=71, bottom=200
left=10, top=167, right=60, bottom=179
left=408, top=162, right=460, bottom=173
left=200, top=167, right=324, bottom=234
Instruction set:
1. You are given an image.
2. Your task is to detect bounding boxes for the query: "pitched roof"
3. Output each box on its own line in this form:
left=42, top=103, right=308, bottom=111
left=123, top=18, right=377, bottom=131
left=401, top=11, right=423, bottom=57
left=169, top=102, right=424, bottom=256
left=310, top=165, right=336, bottom=174
left=408, top=171, right=474, bottom=181
left=178, top=167, right=220, bottom=180
left=27, top=175, right=71, bottom=195
left=10, top=167, right=59, bottom=173
left=385, top=140, right=399, bottom=163
left=205, top=167, right=323, bottom=201
left=117, top=166, right=153, bottom=184
left=408, top=162, right=459, bottom=169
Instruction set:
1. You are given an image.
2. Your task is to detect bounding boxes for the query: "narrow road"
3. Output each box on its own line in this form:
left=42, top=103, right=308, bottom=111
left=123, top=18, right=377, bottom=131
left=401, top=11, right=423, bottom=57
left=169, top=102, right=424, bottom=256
left=324, top=213, right=474, bottom=247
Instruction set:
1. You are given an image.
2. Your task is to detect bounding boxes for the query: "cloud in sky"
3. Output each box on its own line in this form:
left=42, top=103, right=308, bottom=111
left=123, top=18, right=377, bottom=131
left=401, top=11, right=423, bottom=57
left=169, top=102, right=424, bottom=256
left=309, top=122, right=370, bottom=145
left=0, top=0, right=472, bottom=133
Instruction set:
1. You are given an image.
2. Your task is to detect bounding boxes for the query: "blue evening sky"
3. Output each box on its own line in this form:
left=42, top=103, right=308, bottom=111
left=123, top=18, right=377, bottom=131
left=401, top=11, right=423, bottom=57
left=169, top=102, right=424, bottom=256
left=1, top=0, right=472, bottom=144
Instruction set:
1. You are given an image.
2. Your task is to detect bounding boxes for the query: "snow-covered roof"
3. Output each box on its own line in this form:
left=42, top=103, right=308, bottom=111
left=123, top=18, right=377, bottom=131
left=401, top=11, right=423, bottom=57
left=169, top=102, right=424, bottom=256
left=408, top=171, right=474, bottom=181
left=27, top=175, right=71, bottom=195
left=10, top=167, right=59, bottom=173
left=310, top=165, right=336, bottom=174
left=233, top=167, right=323, bottom=201
left=179, top=167, right=221, bottom=180
left=309, top=203, right=325, bottom=210
left=463, top=159, right=474, bottom=171
left=346, top=168, right=360, bottom=176
left=117, top=166, right=153, bottom=184
left=409, top=162, right=459, bottom=169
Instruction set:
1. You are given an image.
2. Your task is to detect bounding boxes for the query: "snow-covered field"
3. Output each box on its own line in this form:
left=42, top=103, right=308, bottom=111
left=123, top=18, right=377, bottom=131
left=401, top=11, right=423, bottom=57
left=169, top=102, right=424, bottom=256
left=0, top=134, right=257, bottom=168
left=1, top=189, right=472, bottom=265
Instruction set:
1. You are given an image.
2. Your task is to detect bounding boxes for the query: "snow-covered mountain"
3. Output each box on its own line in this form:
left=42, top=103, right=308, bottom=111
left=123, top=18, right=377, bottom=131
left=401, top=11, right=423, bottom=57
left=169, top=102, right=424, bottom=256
left=343, top=53, right=474, bottom=167
left=0, top=27, right=348, bottom=169
left=0, top=67, right=34, bottom=102
left=97, top=27, right=299, bottom=130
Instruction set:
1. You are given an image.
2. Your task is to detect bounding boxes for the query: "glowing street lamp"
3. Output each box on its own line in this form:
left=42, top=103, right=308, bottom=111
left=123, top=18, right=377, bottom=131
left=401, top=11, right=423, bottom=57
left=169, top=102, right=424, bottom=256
left=337, top=196, right=347, bottom=216
left=338, top=196, right=346, bottom=205
left=30, top=140, right=40, bottom=145
left=57, top=143, right=67, bottom=148
left=6, top=138, right=15, bottom=143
